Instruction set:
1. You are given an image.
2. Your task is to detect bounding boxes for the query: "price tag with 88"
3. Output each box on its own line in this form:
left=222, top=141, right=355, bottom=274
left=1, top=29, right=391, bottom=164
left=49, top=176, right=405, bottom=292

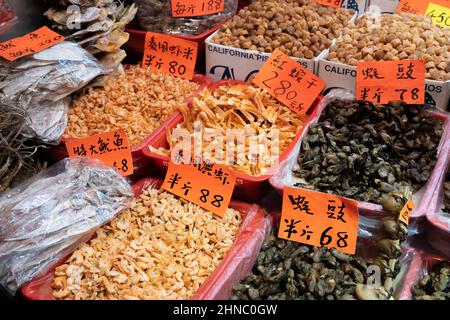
left=426, top=2, right=450, bottom=28
left=142, top=31, right=198, bottom=80
left=162, top=155, right=236, bottom=217
left=171, top=0, right=225, bottom=17
left=0, top=26, right=64, bottom=61
left=356, top=60, right=425, bottom=105
left=279, top=187, right=359, bottom=255
left=314, top=0, right=343, bottom=8
left=252, top=49, right=325, bottom=115
left=65, top=129, right=133, bottom=176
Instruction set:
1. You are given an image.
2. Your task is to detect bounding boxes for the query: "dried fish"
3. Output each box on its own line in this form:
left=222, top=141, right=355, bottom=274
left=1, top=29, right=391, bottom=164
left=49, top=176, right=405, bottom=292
left=0, top=158, right=132, bottom=296
left=292, top=100, right=443, bottom=212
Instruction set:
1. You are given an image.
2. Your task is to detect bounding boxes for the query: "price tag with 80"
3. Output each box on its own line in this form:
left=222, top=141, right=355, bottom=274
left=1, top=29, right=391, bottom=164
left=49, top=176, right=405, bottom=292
left=65, top=129, right=133, bottom=176
left=279, top=187, right=359, bottom=255
left=162, top=155, right=236, bottom=217
left=142, top=31, right=198, bottom=80
left=252, top=48, right=325, bottom=115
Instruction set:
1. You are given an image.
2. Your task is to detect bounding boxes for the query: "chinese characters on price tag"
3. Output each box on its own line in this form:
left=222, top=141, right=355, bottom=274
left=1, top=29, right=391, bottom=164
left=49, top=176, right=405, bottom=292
left=279, top=187, right=359, bottom=255
left=314, top=0, right=343, bottom=8
left=253, top=49, right=325, bottom=115
left=425, top=3, right=450, bottom=28
left=171, top=0, right=224, bottom=17
left=142, top=31, right=198, bottom=80
left=66, top=129, right=133, bottom=176
left=0, top=26, right=64, bottom=61
left=356, top=60, right=425, bottom=105
left=162, top=157, right=236, bottom=217
left=398, top=198, right=416, bottom=225
left=396, top=0, right=450, bottom=15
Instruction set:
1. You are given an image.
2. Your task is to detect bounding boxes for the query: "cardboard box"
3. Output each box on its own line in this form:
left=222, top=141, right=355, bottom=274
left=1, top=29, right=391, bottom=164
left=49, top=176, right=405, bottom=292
left=205, top=30, right=322, bottom=82
left=318, top=51, right=450, bottom=110
left=367, top=0, right=399, bottom=13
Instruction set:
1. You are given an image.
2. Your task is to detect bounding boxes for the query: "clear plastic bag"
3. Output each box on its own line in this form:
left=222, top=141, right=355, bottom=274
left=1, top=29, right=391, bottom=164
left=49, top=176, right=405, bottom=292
left=0, top=41, right=105, bottom=143
left=0, top=157, right=133, bottom=296
left=135, top=0, right=238, bottom=36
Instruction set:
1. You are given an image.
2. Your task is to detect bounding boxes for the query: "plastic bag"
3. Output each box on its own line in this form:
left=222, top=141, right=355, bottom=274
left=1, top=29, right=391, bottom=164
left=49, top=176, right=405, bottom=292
left=0, top=41, right=105, bottom=143
left=135, top=0, right=238, bottom=36
left=270, top=89, right=450, bottom=236
left=0, top=157, right=133, bottom=296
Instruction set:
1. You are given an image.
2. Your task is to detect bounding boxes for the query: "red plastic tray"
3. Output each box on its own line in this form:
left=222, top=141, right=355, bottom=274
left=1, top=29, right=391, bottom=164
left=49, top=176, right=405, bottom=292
left=142, top=80, right=320, bottom=203
left=47, top=73, right=212, bottom=181
left=270, top=90, right=450, bottom=222
left=21, top=177, right=271, bottom=300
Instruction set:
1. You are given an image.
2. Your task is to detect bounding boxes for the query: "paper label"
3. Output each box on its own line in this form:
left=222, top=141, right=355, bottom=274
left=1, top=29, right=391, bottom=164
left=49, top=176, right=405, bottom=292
left=253, top=49, right=325, bottom=115
left=0, top=26, right=64, bottom=61
left=314, top=0, right=343, bottom=8
left=279, top=187, right=359, bottom=255
left=425, top=2, right=450, bottom=28
left=398, top=198, right=416, bottom=225
left=142, top=31, right=198, bottom=80
left=171, top=0, right=225, bottom=17
left=66, top=129, right=133, bottom=176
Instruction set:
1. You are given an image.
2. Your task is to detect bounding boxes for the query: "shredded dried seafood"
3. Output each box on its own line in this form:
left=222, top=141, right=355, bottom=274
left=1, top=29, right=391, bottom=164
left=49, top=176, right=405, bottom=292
left=292, top=100, right=443, bottom=212
left=153, top=85, right=306, bottom=176
left=412, top=261, right=450, bottom=300
left=231, top=216, right=408, bottom=300
left=51, top=187, right=242, bottom=300
left=64, top=66, right=199, bottom=146
left=45, top=0, right=137, bottom=71
left=0, top=158, right=132, bottom=296
left=0, top=41, right=104, bottom=143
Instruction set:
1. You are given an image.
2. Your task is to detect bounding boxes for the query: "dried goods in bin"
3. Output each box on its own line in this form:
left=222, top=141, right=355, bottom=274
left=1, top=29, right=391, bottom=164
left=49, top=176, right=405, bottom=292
left=412, top=261, right=450, bottom=300
left=327, top=13, right=450, bottom=81
left=231, top=215, right=408, bottom=300
left=135, top=0, right=238, bottom=36
left=64, top=66, right=200, bottom=146
left=292, top=99, right=443, bottom=212
left=212, top=0, right=354, bottom=58
left=51, top=187, right=242, bottom=300
left=151, top=84, right=307, bottom=176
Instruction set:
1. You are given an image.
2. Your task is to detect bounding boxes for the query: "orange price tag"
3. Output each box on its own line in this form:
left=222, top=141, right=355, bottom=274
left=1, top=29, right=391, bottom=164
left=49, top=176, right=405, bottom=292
left=398, top=198, right=416, bottom=225
left=0, top=26, right=64, bottom=61
left=396, top=0, right=450, bottom=14
left=314, top=0, right=343, bottom=8
left=65, top=129, right=133, bottom=176
left=162, top=156, right=236, bottom=218
left=141, top=31, right=198, bottom=80
left=279, top=187, right=359, bottom=255
left=356, top=60, right=425, bottom=105
left=171, top=0, right=225, bottom=17
left=253, top=49, right=325, bottom=115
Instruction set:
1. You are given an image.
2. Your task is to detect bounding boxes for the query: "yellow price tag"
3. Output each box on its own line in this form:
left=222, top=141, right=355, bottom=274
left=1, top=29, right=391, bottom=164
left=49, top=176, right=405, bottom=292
left=425, top=2, right=450, bottom=28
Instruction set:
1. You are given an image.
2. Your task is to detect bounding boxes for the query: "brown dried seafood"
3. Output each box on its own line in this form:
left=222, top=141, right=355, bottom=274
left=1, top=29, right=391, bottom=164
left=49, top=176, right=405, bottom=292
left=135, top=0, right=238, bottom=36
left=45, top=0, right=137, bottom=71
left=412, top=261, right=450, bottom=300
left=212, top=0, right=354, bottom=58
left=231, top=217, right=407, bottom=300
left=51, top=187, right=242, bottom=300
left=327, top=13, right=450, bottom=81
left=292, top=100, right=443, bottom=212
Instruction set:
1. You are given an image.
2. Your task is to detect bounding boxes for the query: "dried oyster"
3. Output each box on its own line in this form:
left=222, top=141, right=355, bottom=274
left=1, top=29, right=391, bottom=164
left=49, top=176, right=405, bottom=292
left=292, top=100, right=443, bottom=212
left=412, top=261, right=450, bottom=300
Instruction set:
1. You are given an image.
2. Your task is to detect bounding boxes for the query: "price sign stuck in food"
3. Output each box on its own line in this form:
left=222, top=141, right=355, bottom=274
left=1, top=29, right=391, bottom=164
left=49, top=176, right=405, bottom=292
left=171, top=0, right=225, bottom=17
left=356, top=60, right=425, bottom=105
left=279, top=187, right=359, bottom=255
left=253, top=48, right=325, bottom=115
left=398, top=198, right=416, bottom=225
left=66, top=129, right=133, bottom=176
left=142, top=31, right=198, bottom=80
left=162, top=155, right=236, bottom=217
left=0, top=26, right=64, bottom=61
left=425, top=2, right=450, bottom=28
left=314, top=0, right=343, bottom=8
left=396, top=0, right=450, bottom=15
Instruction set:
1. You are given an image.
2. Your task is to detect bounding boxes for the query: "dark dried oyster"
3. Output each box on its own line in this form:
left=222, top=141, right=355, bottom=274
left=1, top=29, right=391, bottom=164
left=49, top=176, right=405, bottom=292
left=412, top=261, right=450, bottom=300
